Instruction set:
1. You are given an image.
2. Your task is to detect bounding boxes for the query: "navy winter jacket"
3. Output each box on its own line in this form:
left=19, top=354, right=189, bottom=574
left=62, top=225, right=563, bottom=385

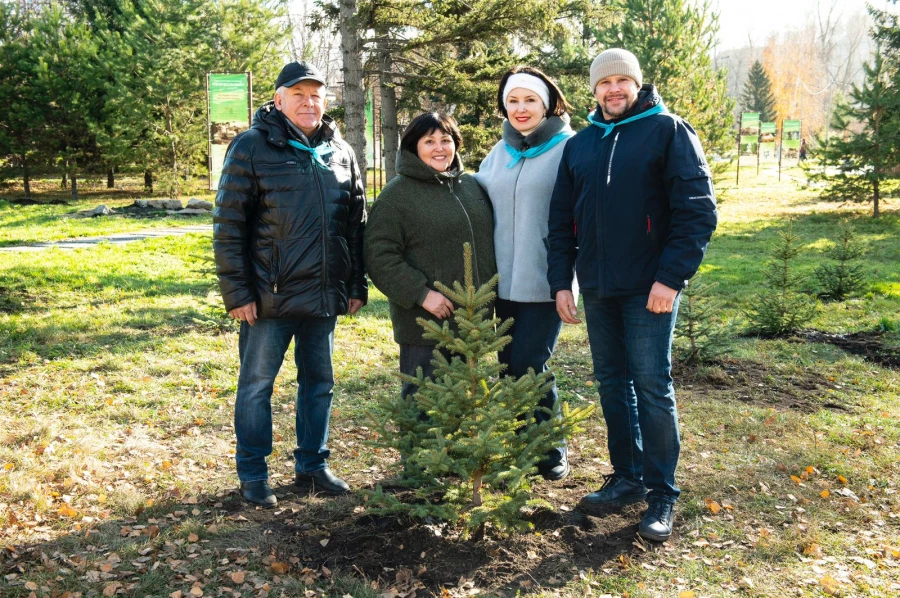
left=546, top=85, right=717, bottom=297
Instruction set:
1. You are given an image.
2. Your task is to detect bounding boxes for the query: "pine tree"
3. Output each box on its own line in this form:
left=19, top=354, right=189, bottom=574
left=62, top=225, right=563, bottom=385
left=746, top=220, right=817, bottom=336
left=674, top=275, right=733, bottom=365
left=740, top=60, right=777, bottom=123
left=815, top=220, right=867, bottom=301
left=806, top=49, right=900, bottom=218
left=366, top=245, right=593, bottom=536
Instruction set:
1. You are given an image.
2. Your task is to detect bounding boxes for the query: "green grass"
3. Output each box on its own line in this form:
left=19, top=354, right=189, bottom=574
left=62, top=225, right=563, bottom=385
left=1, top=173, right=899, bottom=597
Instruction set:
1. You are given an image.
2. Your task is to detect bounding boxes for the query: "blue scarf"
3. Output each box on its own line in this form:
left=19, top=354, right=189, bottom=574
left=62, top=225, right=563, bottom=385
left=587, top=103, right=667, bottom=138
left=286, top=138, right=331, bottom=169
left=504, top=130, right=574, bottom=168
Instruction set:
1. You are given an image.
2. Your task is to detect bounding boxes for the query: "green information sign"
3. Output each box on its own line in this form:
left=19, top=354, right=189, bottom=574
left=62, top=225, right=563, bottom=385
left=209, top=74, right=249, bottom=122
left=739, top=112, right=760, bottom=155
left=782, top=119, right=802, bottom=149
left=740, top=112, right=761, bottom=129
left=760, top=122, right=777, bottom=161
left=208, top=72, right=251, bottom=190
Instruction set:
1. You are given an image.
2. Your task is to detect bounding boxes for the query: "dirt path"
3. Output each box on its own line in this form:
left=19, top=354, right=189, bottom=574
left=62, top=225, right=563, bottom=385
left=0, top=225, right=212, bottom=252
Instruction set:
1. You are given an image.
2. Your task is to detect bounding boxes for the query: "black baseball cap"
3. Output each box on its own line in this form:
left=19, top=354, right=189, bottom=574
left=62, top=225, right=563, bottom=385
left=275, top=61, right=326, bottom=90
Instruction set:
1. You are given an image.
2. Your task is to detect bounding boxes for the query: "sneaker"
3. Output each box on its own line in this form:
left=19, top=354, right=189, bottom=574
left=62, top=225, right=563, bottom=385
left=639, top=498, right=676, bottom=542
left=581, top=474, right=648, bottom=506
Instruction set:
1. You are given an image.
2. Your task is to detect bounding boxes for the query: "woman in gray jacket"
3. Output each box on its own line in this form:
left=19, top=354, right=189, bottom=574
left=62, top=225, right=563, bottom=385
left=474, top=66, right=575, bottom=480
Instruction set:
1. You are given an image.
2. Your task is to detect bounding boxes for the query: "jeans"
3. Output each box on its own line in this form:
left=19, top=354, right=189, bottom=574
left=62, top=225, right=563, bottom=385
left=581, top=292, right=681, bottom=501
left=234, top=316, right=337, bottom=482
left=495, top=298, right=565, bottom=465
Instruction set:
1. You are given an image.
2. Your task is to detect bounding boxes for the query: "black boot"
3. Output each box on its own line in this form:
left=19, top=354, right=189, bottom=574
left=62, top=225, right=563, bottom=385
left=240, top=480, right=277, bottom=508
left=538, top=444, right=570, bottom=481
left=294, top=468, right=350, bottom=495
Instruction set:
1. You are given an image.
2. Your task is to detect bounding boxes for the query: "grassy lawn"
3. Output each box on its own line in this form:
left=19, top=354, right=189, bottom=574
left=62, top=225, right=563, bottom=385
left=1, top=170, right=899, bottom=597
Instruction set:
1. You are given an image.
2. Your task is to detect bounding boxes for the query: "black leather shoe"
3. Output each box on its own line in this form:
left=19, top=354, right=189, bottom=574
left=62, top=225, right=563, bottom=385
left=240, top=480, right=277, bottom=508
left=581, top=474, right=648, bottom=506
left=294, top=468, right=350, bottom=495
left=639, top=498, right=676, bottom=542
left=538, top=447, right=570, bottom=481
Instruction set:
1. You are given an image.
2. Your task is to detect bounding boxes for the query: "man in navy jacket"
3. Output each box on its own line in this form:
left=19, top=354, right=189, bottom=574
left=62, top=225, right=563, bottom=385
left=547, top=48, right=717, bottom=542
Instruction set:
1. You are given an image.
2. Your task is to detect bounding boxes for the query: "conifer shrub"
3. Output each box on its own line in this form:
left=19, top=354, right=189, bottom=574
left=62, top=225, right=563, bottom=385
left=366, top=245, right=593, bottom=536
left=815, top=220, right=867, bottom=301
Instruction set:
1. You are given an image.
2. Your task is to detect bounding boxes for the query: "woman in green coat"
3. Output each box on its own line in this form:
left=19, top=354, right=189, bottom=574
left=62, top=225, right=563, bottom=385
left=364, top=112, right=497, bottom=400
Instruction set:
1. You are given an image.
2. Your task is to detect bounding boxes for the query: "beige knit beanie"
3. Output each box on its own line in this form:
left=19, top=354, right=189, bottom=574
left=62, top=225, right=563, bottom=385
left=590, top=48, right=643, bottom=92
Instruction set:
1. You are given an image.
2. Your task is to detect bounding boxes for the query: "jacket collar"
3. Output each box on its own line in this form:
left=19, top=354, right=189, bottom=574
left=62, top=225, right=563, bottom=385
left=395, top=149, right=464, bottom=183
left=252, top=100, right=338, bottom=148
left=502, top=114, right=571, bottom=151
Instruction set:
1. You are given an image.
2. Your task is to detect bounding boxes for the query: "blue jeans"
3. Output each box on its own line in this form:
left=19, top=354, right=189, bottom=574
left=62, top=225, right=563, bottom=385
left=581, top=292, right=681, bottom=501
left=495, top=298, right=565, bottom=464
left=234, top=316, right=337, bottom=482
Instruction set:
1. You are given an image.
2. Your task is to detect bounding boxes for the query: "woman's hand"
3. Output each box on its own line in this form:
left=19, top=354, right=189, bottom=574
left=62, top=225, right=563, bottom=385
left=422, top=290, right=455, bottom=319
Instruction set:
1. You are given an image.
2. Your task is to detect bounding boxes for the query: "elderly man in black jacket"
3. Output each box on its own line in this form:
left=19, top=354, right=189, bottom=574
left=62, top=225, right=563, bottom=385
left=547, top=49, right=717, bottom=542
left=214, top=62, right=367, bottom=507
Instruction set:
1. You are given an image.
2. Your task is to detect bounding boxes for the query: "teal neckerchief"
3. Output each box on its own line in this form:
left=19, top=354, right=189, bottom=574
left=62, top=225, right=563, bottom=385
left=587, top=102, right=666, bottom=138
left=286, top=138, right=331, bottom=169
left=504, top=130, right=574, bottom=168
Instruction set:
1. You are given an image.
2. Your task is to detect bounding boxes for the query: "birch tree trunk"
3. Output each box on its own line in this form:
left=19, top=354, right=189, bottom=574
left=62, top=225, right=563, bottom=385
left=378, top=39, right=399, bottom=183
left=339, top=0, right=367, bottom=185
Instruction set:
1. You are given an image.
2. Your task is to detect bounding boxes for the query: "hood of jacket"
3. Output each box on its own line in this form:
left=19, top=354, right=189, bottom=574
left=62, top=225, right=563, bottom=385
left=251, top=100, right=339, bottom=147
left=395, top=148, right=464, bottom=183
left=590, top=84, right=664, bottom=124
left=502, top=114, right=572, bottom=151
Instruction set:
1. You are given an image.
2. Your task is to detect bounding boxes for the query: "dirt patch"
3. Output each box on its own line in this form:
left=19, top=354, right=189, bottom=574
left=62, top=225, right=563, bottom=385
left=803, top=330, right=900, bottom=370
left=229, top=473, right=651, bottom=594
left=675, top=359, right=852, bottom=413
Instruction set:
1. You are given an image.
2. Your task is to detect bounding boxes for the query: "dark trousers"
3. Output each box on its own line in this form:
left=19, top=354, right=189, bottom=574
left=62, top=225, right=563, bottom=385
left=582, top=292, right=681, bottom=500
left=495, top=298, right=565, bottom=465
left=399, top=344, right=452, bottom=400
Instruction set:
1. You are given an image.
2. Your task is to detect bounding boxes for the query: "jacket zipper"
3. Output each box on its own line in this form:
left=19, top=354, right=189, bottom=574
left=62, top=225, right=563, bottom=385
left=311, top=154, right=328, bottom=308
left=273, top=243, right=280, bottom=293
left=606, top=131, right=619, bottom=187
left=445, top=178, right=481, bottom=288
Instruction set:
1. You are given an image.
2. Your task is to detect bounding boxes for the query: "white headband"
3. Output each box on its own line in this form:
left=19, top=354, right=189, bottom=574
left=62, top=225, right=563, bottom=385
left=503, top=73, right=550, bottom=111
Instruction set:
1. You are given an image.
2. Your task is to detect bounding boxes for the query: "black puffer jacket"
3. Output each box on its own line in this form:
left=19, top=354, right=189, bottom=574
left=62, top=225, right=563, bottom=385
left=214, top=102, right=368, bottom=319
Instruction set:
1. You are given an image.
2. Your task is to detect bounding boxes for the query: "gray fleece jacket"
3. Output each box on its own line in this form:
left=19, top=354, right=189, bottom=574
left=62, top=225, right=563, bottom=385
left=474, top=115, right=573, bottom=302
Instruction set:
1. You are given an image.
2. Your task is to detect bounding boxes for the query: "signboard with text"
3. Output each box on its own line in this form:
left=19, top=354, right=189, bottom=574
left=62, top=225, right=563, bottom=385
left=207, top=73, right=252, bottom=190
left=760, top=122, right=777, bottom=162
left=740, top=112, right=760, bottom=154
left=782, top=119, right=802, bottom=159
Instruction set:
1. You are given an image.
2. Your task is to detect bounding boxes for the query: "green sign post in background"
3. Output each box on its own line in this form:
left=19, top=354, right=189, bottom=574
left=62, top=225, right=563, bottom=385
left=737, top=112, right=760, bottom=185
left=207, top=73, right=252, bottom=190
left=779, top=119, right=802, bottom=180
left=760, top=122, right=777, bottom=163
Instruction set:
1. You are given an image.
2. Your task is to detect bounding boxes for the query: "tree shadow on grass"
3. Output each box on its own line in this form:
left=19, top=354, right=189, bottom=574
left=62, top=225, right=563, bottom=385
left=0, top=482, right=646, bottom=596
left=0, top=303, right=226, bottom=371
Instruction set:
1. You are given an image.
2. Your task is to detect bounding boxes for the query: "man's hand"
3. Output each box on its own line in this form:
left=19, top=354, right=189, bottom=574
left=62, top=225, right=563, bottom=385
left=348, top=298, right=364, bottom=314
left=422, top=290, right=454, bottom=319
left=229, top=301, right=258, bottom=326
left=555, top=290, right=582, bottom=324
left=646, top=282, right=678, bottom=314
